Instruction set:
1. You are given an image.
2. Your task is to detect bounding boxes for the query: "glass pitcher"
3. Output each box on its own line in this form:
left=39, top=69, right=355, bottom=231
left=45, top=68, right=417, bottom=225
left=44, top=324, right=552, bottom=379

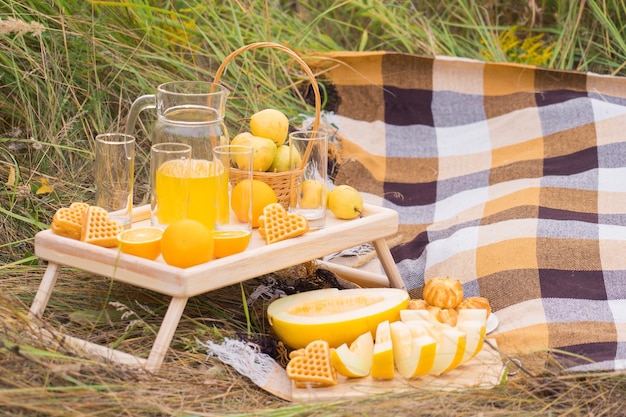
left=125, top=81, right=230, bottom=160
left=125, top=81, right=230, bottom=231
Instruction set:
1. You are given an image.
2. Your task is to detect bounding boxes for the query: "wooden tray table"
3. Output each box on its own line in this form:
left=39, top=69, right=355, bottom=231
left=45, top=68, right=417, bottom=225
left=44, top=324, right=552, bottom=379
left=29, top=203, right=405, bottom=372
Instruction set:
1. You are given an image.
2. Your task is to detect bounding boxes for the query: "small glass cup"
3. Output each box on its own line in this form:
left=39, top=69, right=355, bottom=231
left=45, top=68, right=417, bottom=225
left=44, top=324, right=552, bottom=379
left=150, top=142, right=192, bottom=229
left=289, top=130, right=329, bottom=230
left=212, top=145, right=253, bottom=258
left=94, top=133, right=136, bottom=229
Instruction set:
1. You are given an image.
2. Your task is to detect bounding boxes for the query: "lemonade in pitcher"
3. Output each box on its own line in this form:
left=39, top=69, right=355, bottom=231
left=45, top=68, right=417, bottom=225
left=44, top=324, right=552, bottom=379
left=155, top=159, right=228, bottom=231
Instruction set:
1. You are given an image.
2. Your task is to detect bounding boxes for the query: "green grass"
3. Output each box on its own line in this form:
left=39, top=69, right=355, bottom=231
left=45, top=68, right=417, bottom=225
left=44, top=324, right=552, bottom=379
left=2, top=0, right=625, bottom=266
left=1, top=1, right=626, bottom=415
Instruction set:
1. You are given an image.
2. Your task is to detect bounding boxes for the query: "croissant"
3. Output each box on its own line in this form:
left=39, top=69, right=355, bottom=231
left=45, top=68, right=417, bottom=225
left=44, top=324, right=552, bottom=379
left=422, top=276, right=464, bottom=309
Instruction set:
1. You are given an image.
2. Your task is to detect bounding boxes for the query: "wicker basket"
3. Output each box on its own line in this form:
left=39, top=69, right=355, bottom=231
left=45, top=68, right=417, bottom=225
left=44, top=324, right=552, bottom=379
left=213, top=42, right=321, bottom=208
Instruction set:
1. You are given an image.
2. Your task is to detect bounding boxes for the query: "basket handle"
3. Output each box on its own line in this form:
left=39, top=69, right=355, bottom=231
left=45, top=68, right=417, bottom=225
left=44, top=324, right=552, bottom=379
left=214, top=42, right=321, bottom=170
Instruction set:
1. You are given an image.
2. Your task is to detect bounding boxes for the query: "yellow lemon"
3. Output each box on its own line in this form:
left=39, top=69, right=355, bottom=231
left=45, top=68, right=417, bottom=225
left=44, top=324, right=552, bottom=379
left=161, top=219, right=213, bottom=268
left=117, top=227, right=163, bottom=260
left=231, top=179, right=277, bottom=228
left=249, top=108, right=289, bottom=147
left=212, top=230, right=251, bottom=258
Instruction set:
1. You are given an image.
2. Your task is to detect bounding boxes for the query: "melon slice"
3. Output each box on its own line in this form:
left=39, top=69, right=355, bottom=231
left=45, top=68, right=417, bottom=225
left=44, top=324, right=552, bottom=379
left=390, top=321, right=437, bottom=378
left=330, top=331, right=374, bottom=378
left=400, top=309, right=432, bottom=323
left=456, top=308, right=488, bottom=364
left=370, top=320, right=394, bottom=379
left=406, top=319, right=466, bottom=376
left=267, top=288, right=409, bottom=349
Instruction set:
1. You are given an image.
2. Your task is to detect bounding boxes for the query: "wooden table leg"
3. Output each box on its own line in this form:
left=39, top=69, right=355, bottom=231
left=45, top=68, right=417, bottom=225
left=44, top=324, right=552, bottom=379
left=29, top=262, right=61, bottom=318
left=372, top=238, right=406, bottom=290
left=144, top=296, right=188, bottom=372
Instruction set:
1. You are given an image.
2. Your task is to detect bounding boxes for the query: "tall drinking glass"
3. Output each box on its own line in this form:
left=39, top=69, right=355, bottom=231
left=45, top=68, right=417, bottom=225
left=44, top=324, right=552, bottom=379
left=212, top=145, right=253, bottom=258
left=150, top=142, right=191, bottom=229
left=289, top=130, right=328, bottom=230
left=94, top=133, right=136, bottom=229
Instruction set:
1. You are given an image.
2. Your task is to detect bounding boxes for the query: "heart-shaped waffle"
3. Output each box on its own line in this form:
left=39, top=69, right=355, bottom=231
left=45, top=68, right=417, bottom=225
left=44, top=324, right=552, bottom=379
left=258, top=203, right=309, bottom=244
left=286, top=340, right=338, bottom=387
left=51, top=202, right=90, bottom=240
left=80, top=205, right=123, bottom=248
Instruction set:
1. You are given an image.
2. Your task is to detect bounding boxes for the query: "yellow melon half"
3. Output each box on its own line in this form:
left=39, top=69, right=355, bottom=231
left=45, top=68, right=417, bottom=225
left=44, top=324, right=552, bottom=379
left=390, top=321, right=437, bottom=378
left=330, top=331, right=374, bottom=378
left=267, top=288, right=409, bottom=349
left=370, top=320, right=395, bottom=379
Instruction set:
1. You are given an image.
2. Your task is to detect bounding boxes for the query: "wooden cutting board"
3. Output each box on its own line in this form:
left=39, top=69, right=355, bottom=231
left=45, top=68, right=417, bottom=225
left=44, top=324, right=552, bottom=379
left=290, top=339, right=504, bottom=402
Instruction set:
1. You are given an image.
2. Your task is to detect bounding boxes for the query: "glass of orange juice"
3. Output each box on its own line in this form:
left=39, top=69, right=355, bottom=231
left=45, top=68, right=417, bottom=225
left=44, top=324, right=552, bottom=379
left=212, top=145, right=253, bottom=258
left=150, top=142, right=191, bottom=228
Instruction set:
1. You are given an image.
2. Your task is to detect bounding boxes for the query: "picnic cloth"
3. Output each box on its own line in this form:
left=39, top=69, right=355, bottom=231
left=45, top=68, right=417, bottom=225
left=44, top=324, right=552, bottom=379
left=308, top=51, right=626, bottom=372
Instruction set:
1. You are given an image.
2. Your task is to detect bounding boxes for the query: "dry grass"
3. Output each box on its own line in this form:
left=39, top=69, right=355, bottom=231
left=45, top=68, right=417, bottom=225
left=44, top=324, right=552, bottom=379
left=2, top=265, right=626, bottom=417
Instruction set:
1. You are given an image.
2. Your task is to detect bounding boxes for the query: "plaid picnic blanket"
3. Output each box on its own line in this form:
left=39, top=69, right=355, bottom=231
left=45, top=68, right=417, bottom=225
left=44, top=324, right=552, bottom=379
left=309, top=51, right=626, bottom=372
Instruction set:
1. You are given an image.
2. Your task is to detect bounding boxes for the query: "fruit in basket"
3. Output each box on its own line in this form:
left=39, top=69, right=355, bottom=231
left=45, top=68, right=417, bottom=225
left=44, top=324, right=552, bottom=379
left=231, top=179, right=277, bottom=228
left=299, top=179, right=325, bottom=209
left=161, top=219, right=213, bottom=268
left=267, top=288, right=409, bottom=349
left=269, top=144, right=301, bottom=172
left=330, top=331, right=374, bottom=378
left=231, top=131, right=253, bottom=145
left=233, top=135, right=277, bottom=172
left=117, top=227, right=163, bottom=260
left=328, top=185, right=363, bottom=219
left=250, top=108, right=289, bottom=147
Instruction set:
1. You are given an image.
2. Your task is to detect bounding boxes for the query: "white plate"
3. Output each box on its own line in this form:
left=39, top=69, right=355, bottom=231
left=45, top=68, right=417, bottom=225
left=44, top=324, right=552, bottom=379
left=486, top=313, right=499, bottom=334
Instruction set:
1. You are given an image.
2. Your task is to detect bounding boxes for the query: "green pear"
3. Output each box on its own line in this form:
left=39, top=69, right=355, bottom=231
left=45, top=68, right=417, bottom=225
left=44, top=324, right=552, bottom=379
left=269, top=145, right=301, bottom=172
left=247, top=136, right=278, bottom=172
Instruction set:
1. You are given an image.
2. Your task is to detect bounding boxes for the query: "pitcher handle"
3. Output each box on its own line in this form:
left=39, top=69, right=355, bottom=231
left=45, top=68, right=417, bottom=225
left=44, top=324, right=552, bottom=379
left=125, top=94, right=156, bottom=137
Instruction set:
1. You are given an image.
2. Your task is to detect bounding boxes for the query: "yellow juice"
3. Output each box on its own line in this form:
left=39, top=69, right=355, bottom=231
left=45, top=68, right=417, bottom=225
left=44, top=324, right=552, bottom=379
left=155, top=159, right=228, bottom=230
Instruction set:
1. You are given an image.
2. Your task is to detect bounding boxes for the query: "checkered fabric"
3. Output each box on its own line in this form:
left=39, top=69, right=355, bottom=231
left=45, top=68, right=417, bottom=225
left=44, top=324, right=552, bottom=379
left=310, top=51, right=626, bottom=371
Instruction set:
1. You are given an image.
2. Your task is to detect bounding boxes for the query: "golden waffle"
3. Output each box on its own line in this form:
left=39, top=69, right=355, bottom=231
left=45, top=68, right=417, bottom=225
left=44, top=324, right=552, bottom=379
left=51, top=202, right=89, bottom=240
left=259, top=203, right=309, bottom=244
left=286, top=340, right=338, bottom=388
left=80, top=205, right=123, bottom=248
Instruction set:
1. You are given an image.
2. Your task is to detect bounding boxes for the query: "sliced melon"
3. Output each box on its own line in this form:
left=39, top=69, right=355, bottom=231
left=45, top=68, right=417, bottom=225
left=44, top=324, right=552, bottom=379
left=456, top=309, right=488, bottom=364
left=267, top=288, right=409, bottom=349
left=330, top=331, right=374, bottom=378
left=400, top=309, right=432, bottom=323
left=406, top=319, right=466, bottom=376
left=390, top=321, right=437, bottom=378
left=456, top=320, right=486, bottom=364
left=371, top=320, right=394, bottom=379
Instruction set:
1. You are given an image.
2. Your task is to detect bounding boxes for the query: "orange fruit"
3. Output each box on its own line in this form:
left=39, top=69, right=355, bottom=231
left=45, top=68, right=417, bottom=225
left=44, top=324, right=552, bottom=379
left=212, top=230, right=251, bottom=258
left=231, top=179, right=277, bottom=228
left=117, top=227, right=163, bottom=260
left=160, top=219, right=213, bottom=268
